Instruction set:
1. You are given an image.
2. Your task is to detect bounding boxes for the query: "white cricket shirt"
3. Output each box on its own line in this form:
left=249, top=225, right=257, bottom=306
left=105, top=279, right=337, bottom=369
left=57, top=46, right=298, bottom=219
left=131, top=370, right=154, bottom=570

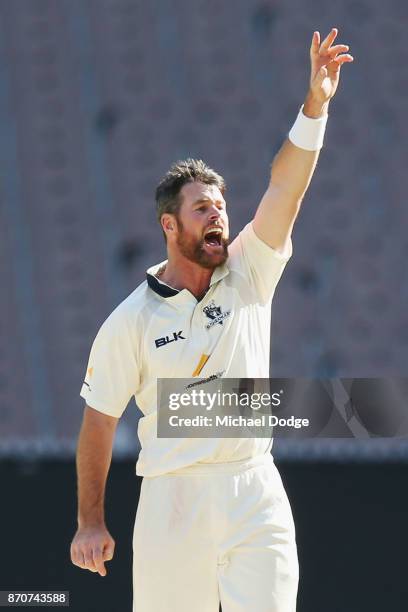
left=80, top=222, right=292, bottom=476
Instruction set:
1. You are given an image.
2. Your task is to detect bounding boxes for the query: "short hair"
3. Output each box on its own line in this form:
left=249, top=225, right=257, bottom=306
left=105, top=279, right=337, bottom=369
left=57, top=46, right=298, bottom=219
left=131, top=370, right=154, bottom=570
left=155, top=158, right=226, bottom=226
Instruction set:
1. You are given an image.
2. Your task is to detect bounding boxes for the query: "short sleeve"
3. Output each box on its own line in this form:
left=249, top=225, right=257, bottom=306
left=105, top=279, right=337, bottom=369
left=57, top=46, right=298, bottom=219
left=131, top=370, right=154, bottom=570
left=228, top=221, right=292, bottom=304
left=79, top=307, right=140, bottom=418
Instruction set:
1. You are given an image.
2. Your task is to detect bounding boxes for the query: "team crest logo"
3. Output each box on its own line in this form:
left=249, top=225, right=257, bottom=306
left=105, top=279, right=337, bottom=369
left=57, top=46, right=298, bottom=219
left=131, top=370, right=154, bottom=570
left=203, top=300, right=231, bottom=329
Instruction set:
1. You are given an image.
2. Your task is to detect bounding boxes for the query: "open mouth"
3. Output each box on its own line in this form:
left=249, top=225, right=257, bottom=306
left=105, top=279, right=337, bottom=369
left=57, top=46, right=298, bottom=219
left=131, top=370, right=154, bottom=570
left=204, top=227, right=223, bottom=248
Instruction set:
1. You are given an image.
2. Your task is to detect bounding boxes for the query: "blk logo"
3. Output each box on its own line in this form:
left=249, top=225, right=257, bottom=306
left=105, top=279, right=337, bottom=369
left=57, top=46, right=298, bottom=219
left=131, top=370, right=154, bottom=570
left=155, top=330, right=186, bottom=348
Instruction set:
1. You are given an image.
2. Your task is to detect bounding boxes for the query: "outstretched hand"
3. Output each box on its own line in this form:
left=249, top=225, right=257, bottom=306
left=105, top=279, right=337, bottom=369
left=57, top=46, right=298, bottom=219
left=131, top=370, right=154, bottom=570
left=309, top=28, right=354, bottom=104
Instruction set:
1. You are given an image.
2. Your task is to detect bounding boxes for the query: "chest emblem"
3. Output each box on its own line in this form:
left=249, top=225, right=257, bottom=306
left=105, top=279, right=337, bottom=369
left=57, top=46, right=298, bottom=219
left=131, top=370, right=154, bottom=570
left=203, top=300, right=231, bottom=329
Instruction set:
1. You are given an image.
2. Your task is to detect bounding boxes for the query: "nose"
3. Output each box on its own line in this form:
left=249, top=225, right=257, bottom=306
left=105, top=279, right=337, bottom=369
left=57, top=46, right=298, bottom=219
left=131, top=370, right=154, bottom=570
left=208, top=206, right=221, bottom=222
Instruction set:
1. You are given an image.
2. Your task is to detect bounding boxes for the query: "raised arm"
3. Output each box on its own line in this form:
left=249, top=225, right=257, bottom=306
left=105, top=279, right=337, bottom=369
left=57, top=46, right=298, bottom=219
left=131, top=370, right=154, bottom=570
left=253, top=28, right=354, bottom=251
left=70, top=405, right=119, bottom=577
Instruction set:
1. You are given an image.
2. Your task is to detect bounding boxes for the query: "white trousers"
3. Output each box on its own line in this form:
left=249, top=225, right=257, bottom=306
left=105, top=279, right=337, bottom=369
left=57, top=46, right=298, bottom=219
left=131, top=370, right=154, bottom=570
left=133, top=454, right=298, bottom=612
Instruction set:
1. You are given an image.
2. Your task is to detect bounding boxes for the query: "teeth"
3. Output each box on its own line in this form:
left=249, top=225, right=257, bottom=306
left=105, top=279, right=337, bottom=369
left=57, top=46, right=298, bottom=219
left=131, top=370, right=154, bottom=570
left=205, top=228, right=222, bottom=236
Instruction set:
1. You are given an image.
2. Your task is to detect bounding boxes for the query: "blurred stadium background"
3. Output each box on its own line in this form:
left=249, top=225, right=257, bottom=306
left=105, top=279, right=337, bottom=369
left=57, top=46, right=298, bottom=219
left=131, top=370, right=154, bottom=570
left=0, top=0, right=407, bottom=610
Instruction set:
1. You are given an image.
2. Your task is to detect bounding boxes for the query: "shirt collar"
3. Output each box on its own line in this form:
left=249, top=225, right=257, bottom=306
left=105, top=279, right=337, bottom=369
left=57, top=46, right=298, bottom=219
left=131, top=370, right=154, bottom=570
left=146, top=259, right=230, bottom=301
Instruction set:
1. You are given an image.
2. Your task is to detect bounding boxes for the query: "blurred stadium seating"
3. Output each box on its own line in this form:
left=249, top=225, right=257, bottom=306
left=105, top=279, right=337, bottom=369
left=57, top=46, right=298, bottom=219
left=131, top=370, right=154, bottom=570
left=0, top=0, right=407, bottom=458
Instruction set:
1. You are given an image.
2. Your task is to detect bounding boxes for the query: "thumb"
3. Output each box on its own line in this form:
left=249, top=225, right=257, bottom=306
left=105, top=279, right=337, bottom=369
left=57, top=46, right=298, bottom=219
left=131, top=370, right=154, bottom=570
left=103, top=541, right=115, bottom=561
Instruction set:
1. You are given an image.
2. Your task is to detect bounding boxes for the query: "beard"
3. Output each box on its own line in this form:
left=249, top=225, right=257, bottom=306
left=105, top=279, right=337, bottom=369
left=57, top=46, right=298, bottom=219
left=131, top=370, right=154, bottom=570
left=175, top=219, right=229, bottom=270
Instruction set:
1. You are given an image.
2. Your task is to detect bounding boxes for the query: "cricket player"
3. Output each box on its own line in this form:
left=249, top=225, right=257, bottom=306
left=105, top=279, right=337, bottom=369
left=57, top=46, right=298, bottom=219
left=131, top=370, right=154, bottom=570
left=70, top=29, right=353, bottom=611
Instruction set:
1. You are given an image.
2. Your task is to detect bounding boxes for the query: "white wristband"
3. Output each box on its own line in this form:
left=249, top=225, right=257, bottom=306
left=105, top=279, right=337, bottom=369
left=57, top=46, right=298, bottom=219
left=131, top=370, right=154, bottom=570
left=288, top=104, right=328, bottom=151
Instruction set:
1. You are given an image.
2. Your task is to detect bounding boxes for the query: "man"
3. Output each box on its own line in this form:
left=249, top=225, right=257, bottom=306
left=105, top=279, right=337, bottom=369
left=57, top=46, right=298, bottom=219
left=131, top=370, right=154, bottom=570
left=71, top=29, right=353, bottom=611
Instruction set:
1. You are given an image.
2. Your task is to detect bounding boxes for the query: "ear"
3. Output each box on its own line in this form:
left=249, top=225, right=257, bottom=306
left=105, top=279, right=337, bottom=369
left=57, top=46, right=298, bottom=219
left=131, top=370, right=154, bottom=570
left=161, top=213, right=177, bottom=239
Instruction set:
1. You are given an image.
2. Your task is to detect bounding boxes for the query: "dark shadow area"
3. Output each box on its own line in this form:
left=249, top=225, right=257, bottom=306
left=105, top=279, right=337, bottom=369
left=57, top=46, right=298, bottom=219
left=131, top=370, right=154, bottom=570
left=0, top=460, right=407, bottom=612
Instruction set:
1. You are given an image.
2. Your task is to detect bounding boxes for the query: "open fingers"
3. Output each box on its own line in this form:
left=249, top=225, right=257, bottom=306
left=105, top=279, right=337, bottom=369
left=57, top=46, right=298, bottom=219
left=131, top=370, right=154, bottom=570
left=331, top=54, right=354, bottom=66
left=311, top=31, right=348, bottom=58
left=327, top=44, right=349, bottom=56
left=311, top=31, right=321, bottom=51
left=320, top=28, right=338, bottom=52
left=311, top=28, right=353, bottom=67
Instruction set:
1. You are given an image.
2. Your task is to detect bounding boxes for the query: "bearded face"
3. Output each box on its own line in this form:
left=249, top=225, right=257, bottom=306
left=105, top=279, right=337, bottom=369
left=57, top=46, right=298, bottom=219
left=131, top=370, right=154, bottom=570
left=161, top=181, right=230, bottom=270
left=175, top=216, right=229, bottom=269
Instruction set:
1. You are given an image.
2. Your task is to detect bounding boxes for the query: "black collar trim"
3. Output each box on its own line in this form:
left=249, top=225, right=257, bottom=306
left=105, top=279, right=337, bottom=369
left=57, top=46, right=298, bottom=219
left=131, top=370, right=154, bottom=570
left=146, top=273, right=180, bottom=298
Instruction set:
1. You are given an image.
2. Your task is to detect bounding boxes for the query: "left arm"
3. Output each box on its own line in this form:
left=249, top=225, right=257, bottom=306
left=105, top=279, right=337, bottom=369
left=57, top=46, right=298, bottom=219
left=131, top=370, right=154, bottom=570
left=253, top=28, right=354, bottom=251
